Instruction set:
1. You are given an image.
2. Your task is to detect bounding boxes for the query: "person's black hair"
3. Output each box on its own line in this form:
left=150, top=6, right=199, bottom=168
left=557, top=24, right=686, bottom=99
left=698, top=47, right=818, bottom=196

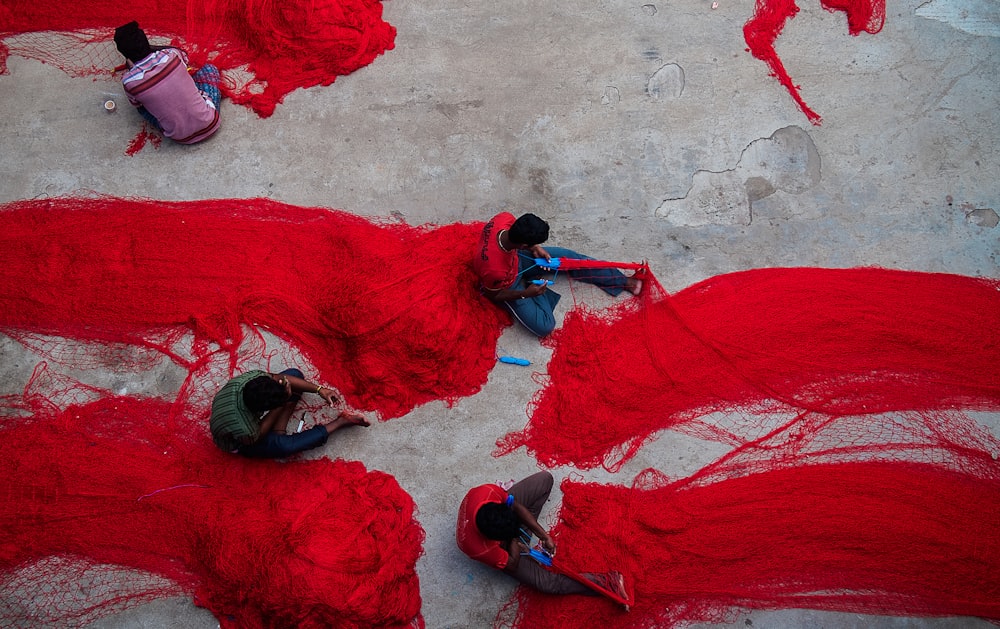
left=114, top=21, right=153, bottom=64
left=475, top=502, right=522, bottom=541
left=242, top=375, right=289, bottom=413
left=508, top=213, right=549, bottom=246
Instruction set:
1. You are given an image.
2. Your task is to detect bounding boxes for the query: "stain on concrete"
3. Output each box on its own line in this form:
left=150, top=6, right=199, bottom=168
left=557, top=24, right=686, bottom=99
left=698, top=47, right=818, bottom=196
left=655, top=125, right=821, bottom=226
left=966, top=207, right=999, bottom=228
left=528, top=167, right=553, bottom=198
left=434, top=99, right=484, bottom=120
left=916, top=0, right=1000, bottom=38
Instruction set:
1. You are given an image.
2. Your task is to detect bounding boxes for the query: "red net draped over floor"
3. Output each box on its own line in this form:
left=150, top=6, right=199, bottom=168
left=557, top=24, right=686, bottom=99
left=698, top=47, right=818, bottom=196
left=497, top=267, right=1000, bottom=471
left=0, top=0, right=395, bottom=117
left=0, top=391, right=425, bottom=628
left=743, top=0, right=885, bottom=124
left=500, top=458, right=1000, bottom=628
left=0, top=196, right=508, bottom=420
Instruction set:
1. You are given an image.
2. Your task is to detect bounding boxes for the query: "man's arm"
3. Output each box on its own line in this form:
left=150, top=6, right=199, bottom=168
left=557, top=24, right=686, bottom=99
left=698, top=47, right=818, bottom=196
left=485, top=282, right=548, bottom=303
left=501, top=538, right=527, bottom=575
left=512, top=501, right=556, bottom=553
left=280, top=373, right=339, bottom=406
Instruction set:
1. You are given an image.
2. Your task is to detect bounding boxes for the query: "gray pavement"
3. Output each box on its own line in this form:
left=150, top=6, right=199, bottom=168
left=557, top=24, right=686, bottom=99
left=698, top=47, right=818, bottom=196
left=0, top=0, right=997, bottom=627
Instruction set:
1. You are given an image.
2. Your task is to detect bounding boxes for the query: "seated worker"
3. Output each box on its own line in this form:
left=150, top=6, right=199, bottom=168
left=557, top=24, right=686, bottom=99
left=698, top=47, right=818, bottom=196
left=456, top=471, right=624, bottom=597
left=113, top=21, right=221, bottom=144
left=472, top=212, right=641, bottom=337
left=210, top=368, right=369, bottom=459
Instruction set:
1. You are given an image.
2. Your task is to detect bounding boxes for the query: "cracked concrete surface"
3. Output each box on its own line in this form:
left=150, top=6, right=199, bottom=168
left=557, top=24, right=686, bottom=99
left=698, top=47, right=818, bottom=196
left=0, top=0, right=998, bottom=627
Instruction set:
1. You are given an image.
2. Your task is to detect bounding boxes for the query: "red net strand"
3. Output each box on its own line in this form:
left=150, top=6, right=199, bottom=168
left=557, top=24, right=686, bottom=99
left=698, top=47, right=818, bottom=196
left=497, top=267, right=1000, bottom=471
left=0, top=0, right=396, bottom=117
left=743, top=0, right=886, bottom=124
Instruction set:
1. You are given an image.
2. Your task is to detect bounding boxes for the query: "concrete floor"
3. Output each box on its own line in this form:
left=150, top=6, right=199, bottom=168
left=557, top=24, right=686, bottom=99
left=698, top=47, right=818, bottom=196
left=1, top=0, right=998, bottom=627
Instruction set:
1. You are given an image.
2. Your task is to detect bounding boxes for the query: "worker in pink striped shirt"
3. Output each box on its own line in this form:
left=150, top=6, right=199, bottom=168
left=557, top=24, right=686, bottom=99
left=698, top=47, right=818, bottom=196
left=113, top=21, right=221, bottom=144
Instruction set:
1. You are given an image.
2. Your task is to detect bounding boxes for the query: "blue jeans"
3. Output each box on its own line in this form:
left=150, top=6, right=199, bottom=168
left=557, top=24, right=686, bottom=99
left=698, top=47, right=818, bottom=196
left=505, top=247, right=628, bottom=337
left=236, top=368, right=329, bottom=459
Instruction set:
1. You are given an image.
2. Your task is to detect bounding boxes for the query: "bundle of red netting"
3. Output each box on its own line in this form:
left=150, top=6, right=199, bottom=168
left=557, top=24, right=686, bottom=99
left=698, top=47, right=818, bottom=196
left=0, top=196, right=508, bottom=419
left=500, top=453, right=1000, bottom=628
left=498, top=266, right=1000, bottom=471
left=0, top=388, right=425, bottom=628
left=0, top=0, right=395, bottom=116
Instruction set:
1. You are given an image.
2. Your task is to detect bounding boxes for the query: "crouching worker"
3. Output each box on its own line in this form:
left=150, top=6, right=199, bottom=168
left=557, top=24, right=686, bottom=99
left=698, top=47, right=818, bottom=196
left=456, top=471, right=625, bottom=597
left=113, top=21, right=221, bottom=144
left=210, top=368, right=369, bottom=459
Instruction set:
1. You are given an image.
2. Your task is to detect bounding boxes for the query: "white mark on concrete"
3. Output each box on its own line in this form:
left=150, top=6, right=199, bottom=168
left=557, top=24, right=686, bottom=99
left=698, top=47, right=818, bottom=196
left=966, top=208, right=999, bottom=228
left=642, top=4, right=657, bottom=16
left=602, top=86, right=621, bottom=106
left=916, top=0, right=1000, bottom=38
left=646, top=63, right=685, bottom=100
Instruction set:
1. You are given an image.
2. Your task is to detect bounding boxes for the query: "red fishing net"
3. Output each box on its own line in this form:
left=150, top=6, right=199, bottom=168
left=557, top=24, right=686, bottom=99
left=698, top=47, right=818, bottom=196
left=0, top=196, right=509, bottom=419
left=0, top=377, right=425, bottom=628
left=498, top=267, right=1000, bottom=472
left=743, top=0, right=885, bottom=124
left=0, top=0, right=396, bottom=117
left=501, top=455, right=1000, bottom=628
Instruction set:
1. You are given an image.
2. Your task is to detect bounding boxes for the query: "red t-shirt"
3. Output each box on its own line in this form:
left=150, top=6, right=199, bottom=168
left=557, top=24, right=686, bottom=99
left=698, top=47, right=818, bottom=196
left=456, top=484, right=511, bottom=569
left=472, top=212, right=519, bottom=292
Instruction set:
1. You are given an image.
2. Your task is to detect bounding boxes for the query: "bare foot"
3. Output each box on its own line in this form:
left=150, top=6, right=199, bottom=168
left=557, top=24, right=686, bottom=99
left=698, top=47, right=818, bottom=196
left=317, top=411, right=371, bottom=433
left=625, top=275, right=643, bottom=296
left=339, top=412, right=371, bottom=427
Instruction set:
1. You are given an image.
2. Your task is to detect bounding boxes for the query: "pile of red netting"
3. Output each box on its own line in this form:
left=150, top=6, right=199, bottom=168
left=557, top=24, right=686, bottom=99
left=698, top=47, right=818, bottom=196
left=3, top=195, right=999, bottom=628
left=498, top=267, right=1000, bottom=471
left=0, top=196, right=509, bottom=419
left=501, top=451, right=1000, bottom=628
left=743, top=0, right=885, bottom=123
left=0, top=195, right=525, bottom=626
left=0, top=0, right=396, bottom=117
left=0, top=383, right=425, bottom=628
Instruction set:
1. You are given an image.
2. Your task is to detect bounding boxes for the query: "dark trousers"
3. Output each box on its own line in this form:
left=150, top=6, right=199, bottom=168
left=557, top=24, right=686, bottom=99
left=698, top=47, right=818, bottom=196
left=236, top=368, right=329, bottom=459
left=507, top=472, right=596, bottom=596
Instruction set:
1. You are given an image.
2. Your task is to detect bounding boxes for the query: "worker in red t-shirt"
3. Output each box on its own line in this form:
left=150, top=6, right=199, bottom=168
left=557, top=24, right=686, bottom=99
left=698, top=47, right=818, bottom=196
left=456, top=471, right=619, bottom=595
left=471, top=213, right=641, bottom=336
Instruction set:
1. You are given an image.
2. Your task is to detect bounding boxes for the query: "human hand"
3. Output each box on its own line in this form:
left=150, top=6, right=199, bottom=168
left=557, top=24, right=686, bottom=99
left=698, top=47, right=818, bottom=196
left=523, top=283, right=547, bottom=298
left=540, top=534, right=556, bottom=555
left=317, top=387, right=339, bottom=406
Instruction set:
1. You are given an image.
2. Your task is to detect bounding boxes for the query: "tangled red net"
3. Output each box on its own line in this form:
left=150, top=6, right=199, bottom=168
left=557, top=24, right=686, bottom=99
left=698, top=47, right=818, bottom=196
left=494, top=265, right=1000, bottom=626
left=499, top=267, right=1000, bottom=472
left=0, top=196, right=509, bottom=419
left=743, top=0, right=885, bottom=124
left=501, top=455, right=1000, bottom=628
left=0, top=378, right=425, bottom=628
left=0, top=0, right=396, bottom=117
left=3, top=196, right=999, bottom=627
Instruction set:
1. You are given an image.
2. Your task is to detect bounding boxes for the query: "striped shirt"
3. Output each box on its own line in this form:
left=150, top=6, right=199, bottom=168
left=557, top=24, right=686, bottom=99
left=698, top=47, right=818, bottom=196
left=210, top=370, right=268, bottom=452
left=122, top=48, right=220, bottom=144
